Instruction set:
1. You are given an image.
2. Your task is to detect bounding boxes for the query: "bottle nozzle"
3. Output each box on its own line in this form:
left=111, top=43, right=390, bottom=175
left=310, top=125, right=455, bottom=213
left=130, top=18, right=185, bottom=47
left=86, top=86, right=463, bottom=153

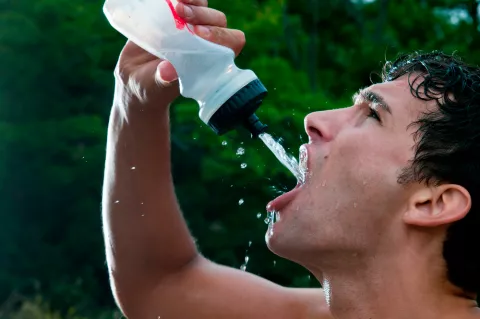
left=206, top=79, right=268, bottom=136
left=243, top=113, right=268, bottom=138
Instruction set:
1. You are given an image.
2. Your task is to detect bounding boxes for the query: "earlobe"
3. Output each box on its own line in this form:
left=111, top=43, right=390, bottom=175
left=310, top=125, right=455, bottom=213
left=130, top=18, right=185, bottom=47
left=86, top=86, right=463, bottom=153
left=404, top=185, right=471, bottom=228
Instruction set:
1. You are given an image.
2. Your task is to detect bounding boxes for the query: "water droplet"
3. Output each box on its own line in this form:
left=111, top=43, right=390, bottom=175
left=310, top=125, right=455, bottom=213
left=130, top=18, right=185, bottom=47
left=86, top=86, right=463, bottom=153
left=256, top=213, right=262, bottom=219
left=222, top=141, right=228, bottom=146
left=354, top=202, right=358, bottom=208
left=141, top=202, right=144, bottom=205
left=141, top=214, right=145, bottom=217
left=273, top=260, right=277, bottom=266
left=236, top=147, right=245, bottom=156
left=264, top=217, right=270, bottom=224
left=115, top=200, right=120, bottom=204
left=131, top=167, right=136, bottom=170
left=240, top=256, right=249, bottom=271
left=241, top=163, right=247, bottom=169
left=230, top=185, right=234, bottom=188
left=248, top=241, right=252, bottom=247
left=238, top=199, right=244, bottom=205
left=322, top=180, right=327, bottom=187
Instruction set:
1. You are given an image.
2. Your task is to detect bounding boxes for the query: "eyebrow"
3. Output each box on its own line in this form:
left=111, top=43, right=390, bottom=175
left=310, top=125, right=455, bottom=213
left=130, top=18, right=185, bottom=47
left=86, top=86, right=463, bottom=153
left=352, top=89, right=392, bottom=115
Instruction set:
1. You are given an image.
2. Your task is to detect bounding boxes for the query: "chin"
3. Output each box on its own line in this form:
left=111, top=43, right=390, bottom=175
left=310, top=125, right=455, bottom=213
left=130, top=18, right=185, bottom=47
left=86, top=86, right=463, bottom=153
left=264, top=199, right=307, bottom=261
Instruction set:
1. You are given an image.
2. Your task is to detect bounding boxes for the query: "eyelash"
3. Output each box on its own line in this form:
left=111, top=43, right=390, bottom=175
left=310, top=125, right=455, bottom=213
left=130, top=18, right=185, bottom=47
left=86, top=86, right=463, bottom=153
left=367, top=106, right=381, bottom=122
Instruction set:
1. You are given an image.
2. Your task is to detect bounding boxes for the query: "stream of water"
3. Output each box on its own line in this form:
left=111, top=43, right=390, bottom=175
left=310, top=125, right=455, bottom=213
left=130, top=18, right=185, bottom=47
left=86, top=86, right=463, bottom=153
left=258, top=133, right=305, bottom=184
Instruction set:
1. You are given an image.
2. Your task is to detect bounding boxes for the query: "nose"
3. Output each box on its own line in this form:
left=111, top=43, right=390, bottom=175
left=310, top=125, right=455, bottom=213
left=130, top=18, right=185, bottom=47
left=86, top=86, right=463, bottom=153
left=304, top=109, right=348, bottom=143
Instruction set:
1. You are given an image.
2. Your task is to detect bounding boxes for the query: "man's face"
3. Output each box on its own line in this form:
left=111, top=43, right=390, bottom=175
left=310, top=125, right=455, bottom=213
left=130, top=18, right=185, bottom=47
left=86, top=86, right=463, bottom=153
left=266, top=76, right=430, bottom=266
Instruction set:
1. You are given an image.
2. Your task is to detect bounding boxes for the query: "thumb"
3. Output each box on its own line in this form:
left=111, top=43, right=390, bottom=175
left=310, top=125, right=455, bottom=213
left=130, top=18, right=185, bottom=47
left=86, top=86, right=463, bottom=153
left=156, top=60, right=179, bottom=84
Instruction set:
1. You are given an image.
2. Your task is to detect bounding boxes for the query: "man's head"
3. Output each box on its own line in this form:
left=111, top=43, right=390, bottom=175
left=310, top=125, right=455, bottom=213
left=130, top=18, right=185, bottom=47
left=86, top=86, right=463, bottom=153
left=266, top=51, right=480, bottom=295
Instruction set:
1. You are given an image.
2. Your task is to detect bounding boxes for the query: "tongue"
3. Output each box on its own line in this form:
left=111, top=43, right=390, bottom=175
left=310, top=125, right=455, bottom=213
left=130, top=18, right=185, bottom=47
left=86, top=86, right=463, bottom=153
left=267, top=184, right=301, bottom=212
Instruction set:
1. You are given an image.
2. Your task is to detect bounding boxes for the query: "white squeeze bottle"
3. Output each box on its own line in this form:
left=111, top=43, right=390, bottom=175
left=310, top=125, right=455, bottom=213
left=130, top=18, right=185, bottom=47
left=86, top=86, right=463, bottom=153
left=104, top=0, right=269, bottom=137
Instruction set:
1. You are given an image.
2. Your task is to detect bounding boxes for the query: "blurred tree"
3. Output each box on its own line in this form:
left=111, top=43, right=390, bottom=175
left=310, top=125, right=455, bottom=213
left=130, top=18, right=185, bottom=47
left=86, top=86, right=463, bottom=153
left=1, top=0, right=479, bottom=316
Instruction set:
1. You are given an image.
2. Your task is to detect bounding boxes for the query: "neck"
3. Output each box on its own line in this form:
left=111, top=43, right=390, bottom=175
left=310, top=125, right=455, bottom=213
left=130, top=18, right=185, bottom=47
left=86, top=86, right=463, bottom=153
left=309, top=249, right=478, bottom=319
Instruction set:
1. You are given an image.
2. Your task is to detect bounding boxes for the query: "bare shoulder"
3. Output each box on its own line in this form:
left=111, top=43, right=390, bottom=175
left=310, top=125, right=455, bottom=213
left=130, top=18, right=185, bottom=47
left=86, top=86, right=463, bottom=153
left=128, top=256, right=332, bottom=319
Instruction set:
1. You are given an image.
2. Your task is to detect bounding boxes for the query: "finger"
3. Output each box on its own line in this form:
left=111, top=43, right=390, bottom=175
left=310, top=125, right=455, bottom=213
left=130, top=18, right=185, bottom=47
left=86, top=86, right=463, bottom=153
left=176, top=3, right=227, bottom=28
left=157, top=60, right=178, bottom=83
left=178, top=0, right=208, bottom=7
left=194, top=26, right=245, bottom=57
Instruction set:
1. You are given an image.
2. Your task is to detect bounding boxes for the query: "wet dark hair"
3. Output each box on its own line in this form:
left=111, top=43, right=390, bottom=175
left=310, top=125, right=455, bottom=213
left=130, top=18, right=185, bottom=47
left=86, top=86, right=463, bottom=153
left=382, top=51, right=480, bottom=294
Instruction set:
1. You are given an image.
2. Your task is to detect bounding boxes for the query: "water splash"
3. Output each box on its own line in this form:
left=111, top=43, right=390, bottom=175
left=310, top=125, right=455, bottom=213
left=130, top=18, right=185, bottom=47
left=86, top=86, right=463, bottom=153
left=222, top=141, right=228, bottom=146
left=236, top=147, right=245, bottom=156
left=241, top=163, right=247, bottom=169
left=259, top=133, right=304, bottom=183
left=264, top=211, right=278, bottom=225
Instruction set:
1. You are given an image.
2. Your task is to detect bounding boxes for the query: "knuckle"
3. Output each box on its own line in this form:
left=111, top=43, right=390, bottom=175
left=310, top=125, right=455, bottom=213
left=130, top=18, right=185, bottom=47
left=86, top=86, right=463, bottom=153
left=115, top=62, right=132, bottom=85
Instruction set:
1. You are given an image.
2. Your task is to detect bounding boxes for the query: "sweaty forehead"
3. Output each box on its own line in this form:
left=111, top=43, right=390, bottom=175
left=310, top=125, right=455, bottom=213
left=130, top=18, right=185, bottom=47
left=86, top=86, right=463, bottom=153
left=369, top=76, right=432, bottom=122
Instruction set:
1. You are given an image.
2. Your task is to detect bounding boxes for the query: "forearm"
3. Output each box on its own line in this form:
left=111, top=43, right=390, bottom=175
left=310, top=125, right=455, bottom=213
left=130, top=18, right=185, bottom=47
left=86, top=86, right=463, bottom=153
left=102, top=97, right=198, bottom=290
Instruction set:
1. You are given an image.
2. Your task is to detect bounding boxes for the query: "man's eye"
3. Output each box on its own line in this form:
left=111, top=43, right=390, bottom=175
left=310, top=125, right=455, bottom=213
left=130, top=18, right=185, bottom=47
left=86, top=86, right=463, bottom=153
left=367, top=107, right=381, bottom=122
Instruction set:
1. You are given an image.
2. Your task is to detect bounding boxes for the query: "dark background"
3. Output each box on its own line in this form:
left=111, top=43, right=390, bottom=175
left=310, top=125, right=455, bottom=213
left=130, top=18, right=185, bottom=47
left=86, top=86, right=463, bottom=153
left=1, top=0, right=478, bottom=317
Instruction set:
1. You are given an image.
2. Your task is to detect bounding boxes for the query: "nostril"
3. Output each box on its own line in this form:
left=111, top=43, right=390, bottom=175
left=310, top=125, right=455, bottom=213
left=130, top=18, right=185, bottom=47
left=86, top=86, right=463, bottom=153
left=307, top=126, right=322, bottom=141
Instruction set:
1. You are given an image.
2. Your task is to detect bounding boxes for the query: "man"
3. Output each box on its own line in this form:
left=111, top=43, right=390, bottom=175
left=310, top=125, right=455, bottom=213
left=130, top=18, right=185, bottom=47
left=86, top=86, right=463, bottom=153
left=101, top=0, right=480, bottom=318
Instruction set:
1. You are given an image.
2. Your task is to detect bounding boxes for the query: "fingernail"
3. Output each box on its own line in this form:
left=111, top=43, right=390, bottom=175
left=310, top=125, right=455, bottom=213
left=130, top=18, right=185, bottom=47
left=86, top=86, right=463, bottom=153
left=158, top=61, right=177, bottom=83
left=183, top=4, right=193, bottom=18
left=196, top=26, right=211, bottom=37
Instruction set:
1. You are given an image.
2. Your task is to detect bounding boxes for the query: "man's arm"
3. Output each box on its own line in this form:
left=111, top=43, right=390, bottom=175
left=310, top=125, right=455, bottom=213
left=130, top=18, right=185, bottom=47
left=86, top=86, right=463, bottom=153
left=101, top=1, right=331, bottom=318
left=102, top=80, right=329, bottom=319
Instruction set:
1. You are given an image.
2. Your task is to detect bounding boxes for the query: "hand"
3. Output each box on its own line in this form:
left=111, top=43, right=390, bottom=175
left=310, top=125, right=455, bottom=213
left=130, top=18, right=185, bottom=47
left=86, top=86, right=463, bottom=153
left=114, top=0, right=247, bottom=107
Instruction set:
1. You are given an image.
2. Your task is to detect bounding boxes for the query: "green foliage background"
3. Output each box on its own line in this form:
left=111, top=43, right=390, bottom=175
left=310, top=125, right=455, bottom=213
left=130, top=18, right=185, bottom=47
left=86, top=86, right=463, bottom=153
left=1, top=0, right=480, bottom=317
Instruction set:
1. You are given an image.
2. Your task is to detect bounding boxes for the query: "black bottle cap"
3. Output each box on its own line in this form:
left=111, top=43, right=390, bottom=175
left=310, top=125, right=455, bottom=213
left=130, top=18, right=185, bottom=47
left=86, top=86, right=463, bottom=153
left=207, top=79, right=268, bottom=137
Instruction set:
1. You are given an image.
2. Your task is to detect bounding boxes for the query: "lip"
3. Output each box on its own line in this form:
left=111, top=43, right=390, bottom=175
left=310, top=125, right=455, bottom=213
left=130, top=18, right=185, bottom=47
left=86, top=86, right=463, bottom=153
left=267, top=182, right=304, bottom=213
left=267, top=144, right=310, bottom=213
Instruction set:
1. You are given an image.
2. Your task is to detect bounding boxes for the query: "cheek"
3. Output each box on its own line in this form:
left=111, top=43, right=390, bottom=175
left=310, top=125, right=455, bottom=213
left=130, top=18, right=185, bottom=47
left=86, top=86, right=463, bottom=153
left=325, top=133, right=407, bottom=203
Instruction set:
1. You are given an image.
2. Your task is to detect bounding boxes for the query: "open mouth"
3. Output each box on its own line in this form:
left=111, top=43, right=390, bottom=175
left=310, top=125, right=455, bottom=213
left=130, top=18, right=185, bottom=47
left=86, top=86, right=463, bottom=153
left=266, top=144, right=310, bottom=215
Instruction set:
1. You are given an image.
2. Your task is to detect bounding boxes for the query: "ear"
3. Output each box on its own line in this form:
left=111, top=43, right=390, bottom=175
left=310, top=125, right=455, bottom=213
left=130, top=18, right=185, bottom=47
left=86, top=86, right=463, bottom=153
left=403, top=184, right=471, bottom=227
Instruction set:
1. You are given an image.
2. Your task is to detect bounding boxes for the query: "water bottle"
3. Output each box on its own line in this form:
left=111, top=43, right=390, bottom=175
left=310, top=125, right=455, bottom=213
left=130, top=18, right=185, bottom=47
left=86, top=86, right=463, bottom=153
left=104, top=0, right=268, bottom=137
